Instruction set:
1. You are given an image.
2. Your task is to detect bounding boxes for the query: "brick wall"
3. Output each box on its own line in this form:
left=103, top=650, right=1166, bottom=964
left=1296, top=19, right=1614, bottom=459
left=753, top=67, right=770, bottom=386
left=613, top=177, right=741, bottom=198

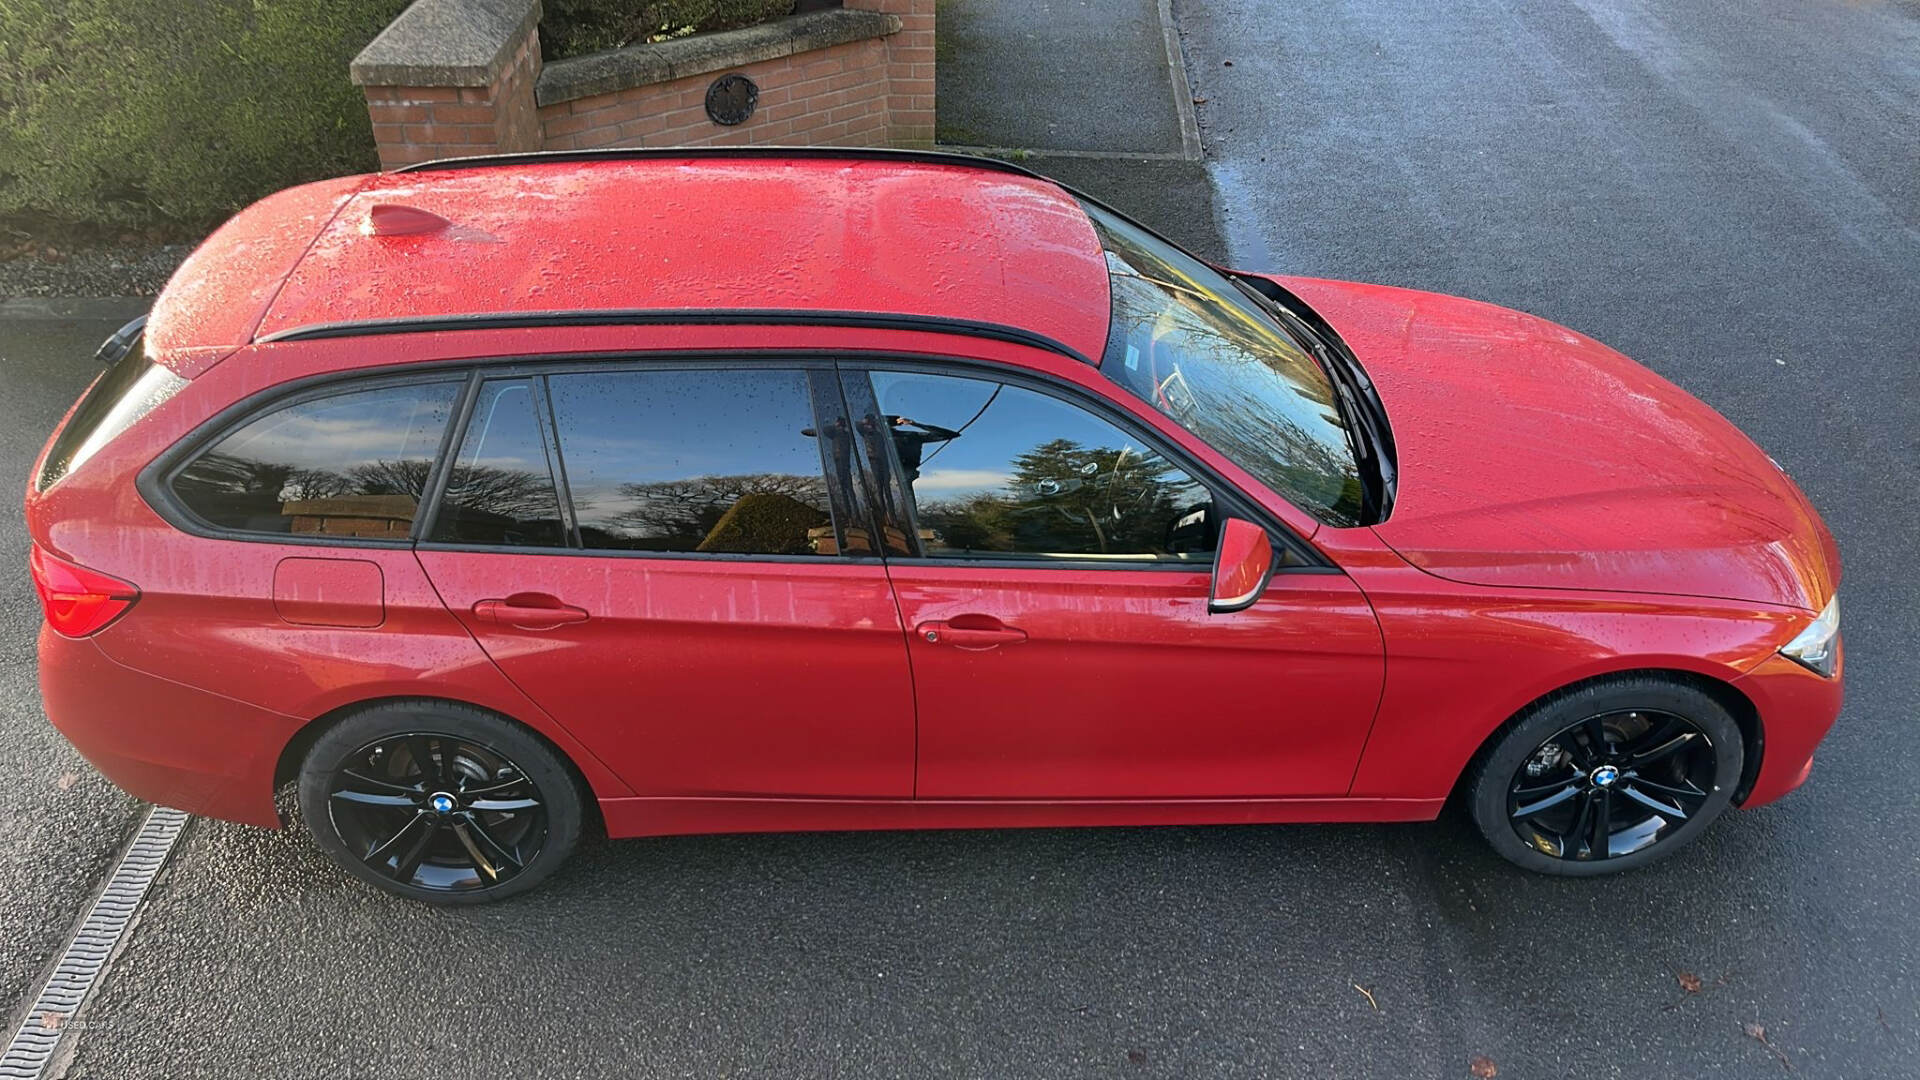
left=363, top=31, right=542, bottom=169
left=542, top=37, right=890, bottom=150
left=353, top=1, right=935, bottom=167
left=868, top=0, right=935, bottom=145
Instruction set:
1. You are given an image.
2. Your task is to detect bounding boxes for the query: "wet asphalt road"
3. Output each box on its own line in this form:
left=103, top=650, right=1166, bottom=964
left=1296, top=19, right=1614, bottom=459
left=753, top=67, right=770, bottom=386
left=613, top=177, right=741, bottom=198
left=1, top=1, right=1916, bottom=1076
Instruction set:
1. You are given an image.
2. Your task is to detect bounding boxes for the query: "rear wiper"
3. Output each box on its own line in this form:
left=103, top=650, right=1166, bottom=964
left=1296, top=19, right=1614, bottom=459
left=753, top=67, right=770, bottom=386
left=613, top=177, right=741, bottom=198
left=94, top=314, right=147, bottom=368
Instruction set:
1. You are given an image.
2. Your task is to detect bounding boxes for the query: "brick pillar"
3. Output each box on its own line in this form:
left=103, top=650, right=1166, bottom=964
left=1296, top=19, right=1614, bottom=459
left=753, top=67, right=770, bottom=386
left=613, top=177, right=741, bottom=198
left=351, top=0, right=544, bottom=169
left=865, top=0, right=934, bottom=146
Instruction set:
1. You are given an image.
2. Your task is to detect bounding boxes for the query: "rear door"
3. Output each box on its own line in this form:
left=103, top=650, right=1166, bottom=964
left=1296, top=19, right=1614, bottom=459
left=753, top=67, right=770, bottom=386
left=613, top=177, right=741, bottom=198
left=415, top=362, right=915, bottom=798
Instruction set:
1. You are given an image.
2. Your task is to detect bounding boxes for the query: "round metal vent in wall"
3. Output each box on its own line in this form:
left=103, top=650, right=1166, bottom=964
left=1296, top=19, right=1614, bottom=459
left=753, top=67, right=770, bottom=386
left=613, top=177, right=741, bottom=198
left=705, top=74, right=758, bottom=126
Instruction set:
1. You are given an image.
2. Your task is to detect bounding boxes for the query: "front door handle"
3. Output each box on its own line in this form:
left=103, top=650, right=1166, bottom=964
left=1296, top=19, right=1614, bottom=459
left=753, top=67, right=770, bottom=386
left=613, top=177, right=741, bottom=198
left=473, top=593, right=589, bottom=630
left=917, top=616, right=1028, bottom=650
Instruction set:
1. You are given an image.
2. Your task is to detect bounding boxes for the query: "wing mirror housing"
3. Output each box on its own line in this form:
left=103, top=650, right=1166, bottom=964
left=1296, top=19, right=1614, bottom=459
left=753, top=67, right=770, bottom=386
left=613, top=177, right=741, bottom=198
left=1209, top=518, right=1275, bottom=614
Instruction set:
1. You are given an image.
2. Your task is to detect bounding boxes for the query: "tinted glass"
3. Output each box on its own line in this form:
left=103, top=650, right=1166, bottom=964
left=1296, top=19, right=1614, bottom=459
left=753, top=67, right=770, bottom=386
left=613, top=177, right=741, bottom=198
left=39, top=339, right=187, bottom=490
left=431, top=379, right=566, bottom=547
left=547, top=369, right=836, bottom=556
left=1082, top=201, right=1366, bottom=526
left=869, top=371, right=1213, bottom=562
left=171, top=381, right=458, bottom=538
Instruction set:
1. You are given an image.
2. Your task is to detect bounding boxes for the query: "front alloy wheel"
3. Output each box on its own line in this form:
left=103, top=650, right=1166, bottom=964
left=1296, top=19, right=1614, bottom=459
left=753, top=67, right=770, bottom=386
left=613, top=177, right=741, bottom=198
left=1470, top=678, right=1744, bottom=875
left=1507, top=710, right=1717, bottom=861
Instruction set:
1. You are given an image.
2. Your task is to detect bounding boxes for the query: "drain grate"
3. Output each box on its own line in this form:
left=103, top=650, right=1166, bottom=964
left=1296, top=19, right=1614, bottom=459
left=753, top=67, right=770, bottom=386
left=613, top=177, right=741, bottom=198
left=1, top=805, right=188, bottom=1079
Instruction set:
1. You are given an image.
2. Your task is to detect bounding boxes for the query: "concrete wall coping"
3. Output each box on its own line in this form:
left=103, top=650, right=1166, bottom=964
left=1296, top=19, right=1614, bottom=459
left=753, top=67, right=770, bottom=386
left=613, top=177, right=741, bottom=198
left=535, top=8, right=900, bottom=108
left=351, top=0, right=542, bottom=88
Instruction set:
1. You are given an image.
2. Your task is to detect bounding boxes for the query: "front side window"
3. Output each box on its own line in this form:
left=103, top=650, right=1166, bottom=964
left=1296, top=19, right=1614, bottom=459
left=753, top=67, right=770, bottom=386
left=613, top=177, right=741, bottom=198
left=170, top=381, right=458, bottom=538
left=1083, top=201, right=1367, bottom=526
left=546, top=369, right=837, bottom=556
left=867, top=371, right=1214, bottom=562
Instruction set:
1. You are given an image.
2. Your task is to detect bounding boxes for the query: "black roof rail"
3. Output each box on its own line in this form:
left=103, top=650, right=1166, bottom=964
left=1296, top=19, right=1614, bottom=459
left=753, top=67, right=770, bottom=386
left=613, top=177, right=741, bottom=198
left=394, top=145, right=1053, bottom=180
left=255, top=308, right=1095, bottom=365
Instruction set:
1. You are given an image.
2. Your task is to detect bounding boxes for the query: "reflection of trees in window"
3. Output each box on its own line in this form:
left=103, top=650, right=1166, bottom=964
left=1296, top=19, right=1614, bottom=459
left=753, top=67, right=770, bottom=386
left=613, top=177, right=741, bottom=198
left=435, top=463, right=566, bottom=546
left=915, top=439, right=1204, bottom=558
left=580, top=472, right=831, bottom=554
left=1092, top=209, right=1364, bottom=526
left=174, top=453, right=436, bottom=534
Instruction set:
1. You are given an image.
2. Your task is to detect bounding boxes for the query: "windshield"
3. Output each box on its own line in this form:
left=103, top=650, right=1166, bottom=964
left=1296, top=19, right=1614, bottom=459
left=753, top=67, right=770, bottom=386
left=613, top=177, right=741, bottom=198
left=1081, top=202, right=1366, bottom=527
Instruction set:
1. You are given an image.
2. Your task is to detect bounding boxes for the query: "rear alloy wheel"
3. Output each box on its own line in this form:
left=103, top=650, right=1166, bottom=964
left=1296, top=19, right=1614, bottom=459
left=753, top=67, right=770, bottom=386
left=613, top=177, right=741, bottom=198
left=299, top=702, right=582, bottom=903
left=1469, top=679, right=1744, bottom=876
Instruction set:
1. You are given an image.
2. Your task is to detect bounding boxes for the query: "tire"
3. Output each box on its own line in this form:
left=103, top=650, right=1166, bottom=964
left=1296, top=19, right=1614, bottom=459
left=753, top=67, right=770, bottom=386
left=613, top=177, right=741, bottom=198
left=298, top=700, right=583, bottom=904
left=1467, top=676, right=1744, bottom=876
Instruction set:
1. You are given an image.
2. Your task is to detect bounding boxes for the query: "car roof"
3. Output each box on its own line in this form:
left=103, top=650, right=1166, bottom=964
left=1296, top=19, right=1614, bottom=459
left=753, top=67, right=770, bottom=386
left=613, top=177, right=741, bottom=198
left=145, top=150, right=1114, bottom=370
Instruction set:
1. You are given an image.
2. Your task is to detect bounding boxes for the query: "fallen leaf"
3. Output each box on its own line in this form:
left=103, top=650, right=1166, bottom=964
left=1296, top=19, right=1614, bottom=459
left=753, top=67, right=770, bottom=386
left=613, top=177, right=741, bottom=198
left=57, top=772, right=79, bottom=791
left=39, top=1012, right=62, bottom=1031
left=1126, top=1049, right=1147, bottom=1065
left=1192, top=97, right=1209, bottom=104
left=1469, top=1055, right=1497, bottom=1078
left=1744, top=1022, right=1793, bottom=1071
left=1678, top=971, right=1702, bottom=993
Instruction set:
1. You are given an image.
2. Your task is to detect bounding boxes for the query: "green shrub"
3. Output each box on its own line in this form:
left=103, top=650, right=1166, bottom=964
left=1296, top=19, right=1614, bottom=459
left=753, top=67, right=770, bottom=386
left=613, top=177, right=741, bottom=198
left=0, top=0, right=408, bottom=233
left=541, top=0, right=794, bottom=61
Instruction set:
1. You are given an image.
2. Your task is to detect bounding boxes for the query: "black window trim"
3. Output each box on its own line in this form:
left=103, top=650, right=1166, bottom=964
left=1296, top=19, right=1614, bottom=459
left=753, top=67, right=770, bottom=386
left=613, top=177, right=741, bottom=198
left=137, top=368, right=471, bottom=549
left=137, top=348, right=1334, bottom=572
left=416, top=357, right=861, bottom=565
left=413, top=372, right=578, bottom=549
left=838, top=357, right=1331, bottom=573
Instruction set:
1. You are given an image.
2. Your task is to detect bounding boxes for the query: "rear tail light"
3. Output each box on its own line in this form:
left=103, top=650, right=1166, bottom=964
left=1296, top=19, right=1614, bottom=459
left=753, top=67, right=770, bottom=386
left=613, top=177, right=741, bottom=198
left=29, top=546, right=139, bottom=637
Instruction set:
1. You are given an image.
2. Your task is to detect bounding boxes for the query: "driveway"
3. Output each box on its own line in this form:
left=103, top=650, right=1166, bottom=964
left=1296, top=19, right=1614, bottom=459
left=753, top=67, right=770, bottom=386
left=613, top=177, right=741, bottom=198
left=3, top=1, right=1917, bottom=1075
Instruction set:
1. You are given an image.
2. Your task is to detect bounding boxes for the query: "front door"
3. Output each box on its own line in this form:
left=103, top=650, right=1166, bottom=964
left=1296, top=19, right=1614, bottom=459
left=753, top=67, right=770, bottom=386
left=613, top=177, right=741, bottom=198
left=844, top=366, right=1383, bottom=799
left=416, top=365, right=915, bottom=798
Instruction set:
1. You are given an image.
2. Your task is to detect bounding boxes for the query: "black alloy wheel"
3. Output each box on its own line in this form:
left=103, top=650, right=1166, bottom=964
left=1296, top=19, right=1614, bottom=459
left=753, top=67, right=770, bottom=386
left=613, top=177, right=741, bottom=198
left=327, top=733, right=545, bottom=890
left=1507, top=709, right=1716, bottom=861
left=299, top=702, right=582, bottom=903
left=1469, top=678, right=1744, bottom=875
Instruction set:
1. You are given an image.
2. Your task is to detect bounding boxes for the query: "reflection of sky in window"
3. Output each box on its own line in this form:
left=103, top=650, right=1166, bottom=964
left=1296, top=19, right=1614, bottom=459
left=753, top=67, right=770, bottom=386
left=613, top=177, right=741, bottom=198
left=871, top=372, right=1146, bottom=502
left=463, top=382, right=549, bottom=475
left=221, top=385, right=455, bottom=471
left=1088, top=208, right=1362, bottom=523
left=548, top=370, right=822, bottom=518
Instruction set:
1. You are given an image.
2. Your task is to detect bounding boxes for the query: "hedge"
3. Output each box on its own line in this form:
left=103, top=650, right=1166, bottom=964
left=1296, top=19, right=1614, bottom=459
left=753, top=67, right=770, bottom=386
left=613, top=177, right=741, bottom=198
left=541, top=0, right=793, bottom=61
left=0, top=0, right=407, bottom=233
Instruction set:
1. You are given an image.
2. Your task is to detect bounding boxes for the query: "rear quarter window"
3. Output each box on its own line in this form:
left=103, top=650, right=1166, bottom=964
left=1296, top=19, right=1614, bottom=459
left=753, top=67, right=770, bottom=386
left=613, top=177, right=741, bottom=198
left=168, top=381, right=459, bottom=539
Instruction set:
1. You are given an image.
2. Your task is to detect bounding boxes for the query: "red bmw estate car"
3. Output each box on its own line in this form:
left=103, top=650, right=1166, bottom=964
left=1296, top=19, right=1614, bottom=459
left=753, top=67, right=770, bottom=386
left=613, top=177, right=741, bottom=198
left=28, top=149, right=1842, bottom=903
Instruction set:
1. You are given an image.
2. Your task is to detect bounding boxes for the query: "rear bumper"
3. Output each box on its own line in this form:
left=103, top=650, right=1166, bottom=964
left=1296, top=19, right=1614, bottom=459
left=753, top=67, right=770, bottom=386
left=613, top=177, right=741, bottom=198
left=39, top=626, right=302, bottom=828
left=1733, top=646, right=1845, bottom=807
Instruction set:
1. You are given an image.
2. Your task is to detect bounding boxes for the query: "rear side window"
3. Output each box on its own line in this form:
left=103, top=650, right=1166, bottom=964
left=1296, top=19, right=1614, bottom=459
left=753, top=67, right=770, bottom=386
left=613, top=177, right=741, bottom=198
left=170, top=381, right=459, bottom=538
left=38, top=339, right=187, bottom=490
left=430, top=379, right=567, bottom=547
left=546, top=369, right=837, bottom=556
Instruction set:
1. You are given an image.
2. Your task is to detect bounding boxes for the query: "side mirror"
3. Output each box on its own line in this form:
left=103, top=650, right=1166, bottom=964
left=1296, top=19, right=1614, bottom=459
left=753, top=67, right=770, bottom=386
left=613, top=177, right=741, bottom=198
left=1209, top=518, right=1274, bottom=614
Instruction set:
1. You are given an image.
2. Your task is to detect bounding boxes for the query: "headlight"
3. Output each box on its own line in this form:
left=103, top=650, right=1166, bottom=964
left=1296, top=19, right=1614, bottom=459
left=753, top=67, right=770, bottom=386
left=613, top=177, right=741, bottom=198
left=1779, top=595, right=1840, bottom=677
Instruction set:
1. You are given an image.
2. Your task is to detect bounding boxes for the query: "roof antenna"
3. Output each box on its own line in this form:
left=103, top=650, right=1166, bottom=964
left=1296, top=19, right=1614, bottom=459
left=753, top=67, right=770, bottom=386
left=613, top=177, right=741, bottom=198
left=362, top=204, right=451, bottom=237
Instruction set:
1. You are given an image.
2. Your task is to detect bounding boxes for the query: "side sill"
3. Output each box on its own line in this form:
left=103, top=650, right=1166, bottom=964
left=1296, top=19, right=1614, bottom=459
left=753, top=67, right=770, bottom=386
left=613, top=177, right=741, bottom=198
left=599, top=795, right=1445, bottom=839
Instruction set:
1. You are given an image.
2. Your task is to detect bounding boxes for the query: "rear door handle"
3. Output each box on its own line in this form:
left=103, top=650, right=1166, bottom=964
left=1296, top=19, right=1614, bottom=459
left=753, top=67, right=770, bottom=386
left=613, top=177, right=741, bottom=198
left=473, top=594, right=589, bottom=630
left=916, top=616, right=1028, bottom=650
